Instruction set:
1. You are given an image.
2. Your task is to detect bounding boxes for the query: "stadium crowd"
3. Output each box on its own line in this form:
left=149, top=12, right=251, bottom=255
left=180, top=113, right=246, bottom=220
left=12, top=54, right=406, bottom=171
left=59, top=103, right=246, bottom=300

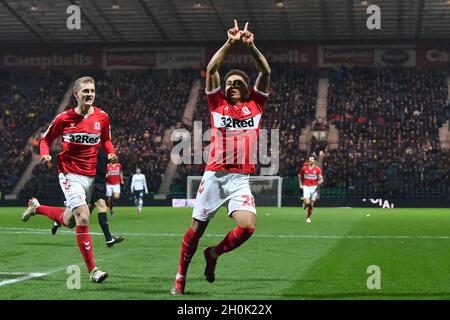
left=0, top=72, right=70, bottom=198
left=2, top=66, right=449, bottom=202
left=323, top=66, right=450, bottom=198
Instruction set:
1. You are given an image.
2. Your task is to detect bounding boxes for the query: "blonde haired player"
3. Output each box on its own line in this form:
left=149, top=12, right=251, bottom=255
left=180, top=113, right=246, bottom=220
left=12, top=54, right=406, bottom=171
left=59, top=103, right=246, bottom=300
left=171, top=20, right=271, bottom=295
left=22, top=76, right=116, bottom=283
left=298, top=155, right=323, bottom=224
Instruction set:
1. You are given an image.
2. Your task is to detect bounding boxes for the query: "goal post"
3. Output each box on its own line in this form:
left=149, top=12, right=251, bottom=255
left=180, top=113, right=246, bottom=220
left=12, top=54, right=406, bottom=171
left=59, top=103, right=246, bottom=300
left=187, top=176, right=283, bottom=207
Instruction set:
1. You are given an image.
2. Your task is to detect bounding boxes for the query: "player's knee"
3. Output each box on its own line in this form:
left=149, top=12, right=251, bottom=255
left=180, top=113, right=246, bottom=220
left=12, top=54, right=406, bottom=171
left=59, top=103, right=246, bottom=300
left=97, top=204, right=107, bottom=212
left=236, top=214, right=256, bottom=229
left=66, top=220, right=76, bottom=228
left=96, top=199, right=107, bottom=212
left=239, top=221, right=256, bottom=229
left=74, top=208, right=90, bottom=225
left=79, top=217, right=89, bottom=225
left=231, top=210, right=256, bottom=228
left=191, top=219, right=208, bottom=236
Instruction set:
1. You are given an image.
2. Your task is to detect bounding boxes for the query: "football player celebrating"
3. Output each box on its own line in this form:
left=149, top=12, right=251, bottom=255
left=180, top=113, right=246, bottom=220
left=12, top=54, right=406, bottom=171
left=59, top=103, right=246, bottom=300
left=298, top=155, right=323, bottom=224
left=22, top=76, right=116, bottom=283
left=171, top=20, right=271, bottom=295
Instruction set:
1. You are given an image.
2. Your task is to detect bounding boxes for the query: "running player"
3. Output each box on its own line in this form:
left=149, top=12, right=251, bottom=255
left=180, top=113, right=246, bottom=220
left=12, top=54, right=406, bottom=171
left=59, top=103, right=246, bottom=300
left=171, top=20, right=271, bottom=295
left=106, top=159, right=124, bottom=218
left=51, top=148, right=125, bottom=247
left=22, top=76, right=116, bottom=283
left=130, top=168, right=148, bottom=213
left=298, top=155, right=323, bottom=224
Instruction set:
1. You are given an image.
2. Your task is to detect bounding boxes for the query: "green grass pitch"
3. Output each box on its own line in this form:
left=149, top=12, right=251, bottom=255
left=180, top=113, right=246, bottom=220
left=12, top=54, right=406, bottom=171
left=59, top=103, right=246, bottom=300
left=1, top=206, right=450, bottom=300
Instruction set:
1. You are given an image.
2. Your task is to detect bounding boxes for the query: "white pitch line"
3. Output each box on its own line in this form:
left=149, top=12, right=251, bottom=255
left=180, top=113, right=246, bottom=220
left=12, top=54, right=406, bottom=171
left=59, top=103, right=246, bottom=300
left=0, top=272, right=49, bottom=287
left=0, top=272, right=31, bottom=275
left=0, top=263, right=86, bottom=288
left=0, top=227, right=450, bottom=240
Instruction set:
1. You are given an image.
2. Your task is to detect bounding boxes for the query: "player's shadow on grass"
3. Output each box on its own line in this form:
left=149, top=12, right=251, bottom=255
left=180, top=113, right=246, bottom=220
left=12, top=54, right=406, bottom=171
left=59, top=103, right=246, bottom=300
left=82, top=281, right=207, bottom=297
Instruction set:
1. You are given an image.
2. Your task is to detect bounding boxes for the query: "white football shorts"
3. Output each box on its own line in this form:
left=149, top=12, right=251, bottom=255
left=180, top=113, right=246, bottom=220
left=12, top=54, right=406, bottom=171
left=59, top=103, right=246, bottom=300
left=303, top=185, right=319, bottom=201
left=106, top=184, right=121, bottom=196
left=58, top=173, right=94, bottom=211
left=192, top=171, right=256, bottom=221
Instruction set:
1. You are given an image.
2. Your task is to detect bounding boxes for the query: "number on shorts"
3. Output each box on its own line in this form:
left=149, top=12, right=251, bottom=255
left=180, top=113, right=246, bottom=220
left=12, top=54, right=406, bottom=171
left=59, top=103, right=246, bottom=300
left=242, top=195, right=255, bottom=208
left=63, top=179, right=70, bottom=190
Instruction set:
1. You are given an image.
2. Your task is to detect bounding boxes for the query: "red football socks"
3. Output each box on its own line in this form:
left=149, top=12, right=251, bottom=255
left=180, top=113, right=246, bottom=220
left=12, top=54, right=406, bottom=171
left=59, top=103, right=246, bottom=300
left=35, top=205, right=65, bottom=225
left=76, top=225, right=96, bottom=273
left=307, top=207, right=313, bottom=219
left=177, top=228, right=201, bottom=277
left=215, top=226, right=255, bottom=256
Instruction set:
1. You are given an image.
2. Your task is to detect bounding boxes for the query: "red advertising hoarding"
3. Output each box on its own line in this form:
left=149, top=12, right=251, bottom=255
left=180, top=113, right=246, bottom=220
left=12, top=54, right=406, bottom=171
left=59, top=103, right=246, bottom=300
left=416, top=47, right=450, bottom=67
left=205, top=46, right=317, bottom=67
left=0, top=50, right=102, bottom=71
left=321, top=48, right=374, bottom=66
left=103, top=50, right=156, bottom=70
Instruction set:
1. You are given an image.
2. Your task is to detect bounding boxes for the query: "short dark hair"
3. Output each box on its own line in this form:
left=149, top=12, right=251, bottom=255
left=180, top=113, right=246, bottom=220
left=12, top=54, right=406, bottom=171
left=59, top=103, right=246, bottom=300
left=224, top=69, right=250, bottom=87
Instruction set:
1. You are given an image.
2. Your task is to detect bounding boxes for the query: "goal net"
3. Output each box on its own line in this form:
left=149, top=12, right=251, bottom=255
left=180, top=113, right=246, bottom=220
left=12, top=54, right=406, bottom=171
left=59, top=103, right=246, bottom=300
left=187, top=176, right=283, bottom=207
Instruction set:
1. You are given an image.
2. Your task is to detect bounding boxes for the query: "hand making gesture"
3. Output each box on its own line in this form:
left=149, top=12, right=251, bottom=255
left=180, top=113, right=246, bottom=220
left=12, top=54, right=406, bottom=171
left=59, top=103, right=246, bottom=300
left=227, top=19, right=242, bottom=44
left=240, top=22, right=254, bottom=47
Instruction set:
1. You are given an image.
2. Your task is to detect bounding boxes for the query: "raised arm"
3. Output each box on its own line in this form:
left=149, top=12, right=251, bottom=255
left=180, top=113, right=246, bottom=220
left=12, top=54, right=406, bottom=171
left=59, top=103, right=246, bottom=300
left=241, top=22, right=271, bottom=94
left=206, top=19, right=241, bottom=93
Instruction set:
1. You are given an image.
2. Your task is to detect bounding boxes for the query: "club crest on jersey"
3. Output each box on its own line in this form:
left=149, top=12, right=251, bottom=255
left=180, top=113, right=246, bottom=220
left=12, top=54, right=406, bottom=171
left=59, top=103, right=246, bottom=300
left=224, top=106, right=229, bottom=112
left=201, top=209, right=209, bottom=218
left=242, top=106, right=251, bottom=116
left=70, top=123, right=75, bottom=128
left=94, top=122, right=101, bottom=130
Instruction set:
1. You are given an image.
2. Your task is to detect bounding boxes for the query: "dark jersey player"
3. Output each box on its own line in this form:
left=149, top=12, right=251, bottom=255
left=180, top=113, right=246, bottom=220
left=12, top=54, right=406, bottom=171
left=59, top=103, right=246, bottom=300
left=51, top=148, right=125, bottom=247
left=171, top=20, right=271, bottom=295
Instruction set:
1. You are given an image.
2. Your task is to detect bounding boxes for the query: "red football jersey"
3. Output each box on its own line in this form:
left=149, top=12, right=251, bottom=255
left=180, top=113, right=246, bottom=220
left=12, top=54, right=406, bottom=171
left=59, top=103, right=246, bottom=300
left=299, top=165, right=322, bottom=186
left=106, top=163, right=122, bottom=185
left=40, top=107, right=114, bottom=177
left=205, top=86, right=268, bottom=174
